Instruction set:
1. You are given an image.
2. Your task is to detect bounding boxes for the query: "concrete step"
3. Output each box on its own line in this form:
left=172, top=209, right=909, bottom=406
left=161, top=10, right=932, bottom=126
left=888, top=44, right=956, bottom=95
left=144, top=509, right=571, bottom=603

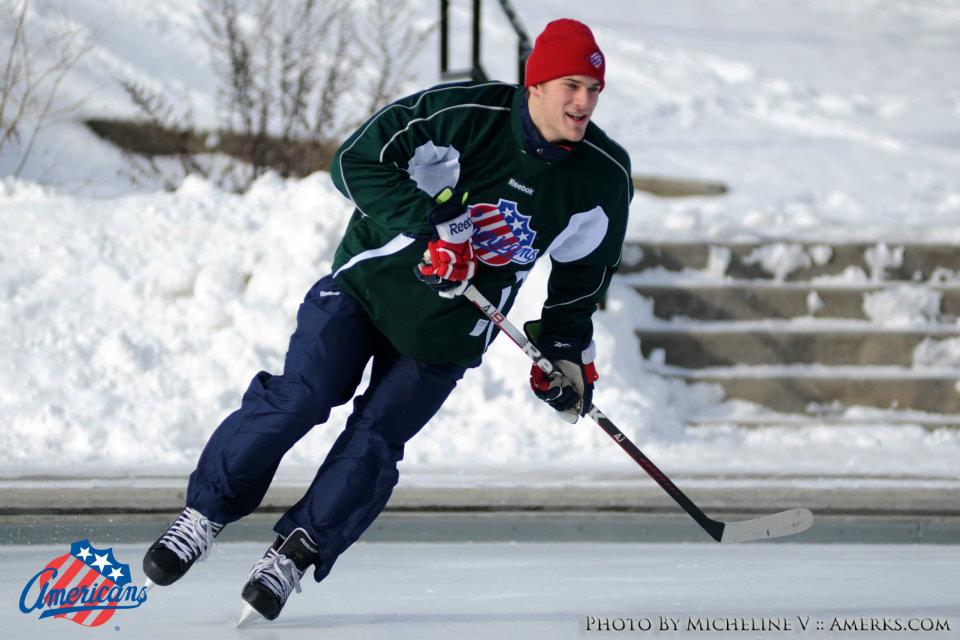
left=666, top=368, right=960, bottom=413
left=633, top=283, right=960, bottom=321
left=621, top=242, right=960, bottom=281
left=618, top=242, right=960, bottom=415
left=637, top=326, right=960, bottom=367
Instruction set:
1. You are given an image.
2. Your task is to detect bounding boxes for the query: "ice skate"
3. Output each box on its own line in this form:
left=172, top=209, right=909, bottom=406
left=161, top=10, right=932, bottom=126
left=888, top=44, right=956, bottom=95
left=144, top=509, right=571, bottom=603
left=238, top=528, right=319, bottom=623
left=142, top=507, right=223, bottom=587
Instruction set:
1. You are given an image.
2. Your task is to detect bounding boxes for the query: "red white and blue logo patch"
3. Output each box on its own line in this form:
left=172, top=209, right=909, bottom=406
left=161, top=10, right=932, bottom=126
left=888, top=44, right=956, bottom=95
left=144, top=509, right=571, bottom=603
left=587, top=50, right=604, bottom=69
left=469, top=199, right=539, bottom=266
left=19, top=539, right=147, bottom=627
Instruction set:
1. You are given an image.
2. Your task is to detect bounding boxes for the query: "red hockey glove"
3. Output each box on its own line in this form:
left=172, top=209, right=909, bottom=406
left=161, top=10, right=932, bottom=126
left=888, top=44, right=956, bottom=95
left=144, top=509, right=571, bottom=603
left=416, top=188, right=476, bottom=298
left=423, top=237, right=476, bottom=281
left=525, top=320, right=599, bottom=424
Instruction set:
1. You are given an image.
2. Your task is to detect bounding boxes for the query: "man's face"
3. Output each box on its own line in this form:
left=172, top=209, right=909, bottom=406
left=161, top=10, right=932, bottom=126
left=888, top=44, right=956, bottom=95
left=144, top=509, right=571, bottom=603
left=527, top=75, right=601, bottom=143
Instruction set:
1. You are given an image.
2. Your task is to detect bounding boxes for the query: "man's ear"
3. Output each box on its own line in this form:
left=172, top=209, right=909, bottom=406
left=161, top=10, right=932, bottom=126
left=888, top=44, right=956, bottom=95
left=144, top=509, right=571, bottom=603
left=528, top=83, right=543, bottom=98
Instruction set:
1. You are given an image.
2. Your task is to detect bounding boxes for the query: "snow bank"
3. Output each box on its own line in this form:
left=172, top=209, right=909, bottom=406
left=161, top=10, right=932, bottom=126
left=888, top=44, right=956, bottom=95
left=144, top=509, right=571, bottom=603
left=4, top=174, right=960, bottom=481
left=0, top=173, right=721, bottom=477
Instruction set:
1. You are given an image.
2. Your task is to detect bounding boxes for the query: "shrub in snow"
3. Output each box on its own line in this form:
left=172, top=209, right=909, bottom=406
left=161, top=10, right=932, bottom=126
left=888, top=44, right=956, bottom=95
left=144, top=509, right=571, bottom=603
left=115, top=0, right=432, bottom=193
left=1, top=0, right=92, bottom=176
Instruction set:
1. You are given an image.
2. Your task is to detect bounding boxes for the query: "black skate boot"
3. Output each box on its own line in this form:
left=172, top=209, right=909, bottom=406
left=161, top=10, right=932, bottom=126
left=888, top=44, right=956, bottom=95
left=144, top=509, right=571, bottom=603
left=238, top=528, right=320, bottom=623
left=142, top=507, right=224, bottom=587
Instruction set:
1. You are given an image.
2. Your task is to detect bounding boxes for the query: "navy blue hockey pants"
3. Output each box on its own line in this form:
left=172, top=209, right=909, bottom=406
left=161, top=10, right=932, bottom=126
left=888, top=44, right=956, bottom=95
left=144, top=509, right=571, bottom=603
left=186, top=274, right=473, bottom=581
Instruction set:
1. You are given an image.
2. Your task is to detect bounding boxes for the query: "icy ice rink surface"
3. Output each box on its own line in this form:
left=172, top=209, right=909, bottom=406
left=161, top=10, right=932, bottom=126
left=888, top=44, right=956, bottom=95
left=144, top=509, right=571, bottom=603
left=4, top=542, right=958, bottom=639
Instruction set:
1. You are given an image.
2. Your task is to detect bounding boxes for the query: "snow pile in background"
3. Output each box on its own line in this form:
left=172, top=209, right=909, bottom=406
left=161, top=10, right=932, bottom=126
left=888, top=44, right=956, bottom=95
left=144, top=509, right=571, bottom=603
left=4, top=174, right=960, bottom=481
left=0, top=173, right=719, bottom=476
left=0, top=174, right=346, bottom=473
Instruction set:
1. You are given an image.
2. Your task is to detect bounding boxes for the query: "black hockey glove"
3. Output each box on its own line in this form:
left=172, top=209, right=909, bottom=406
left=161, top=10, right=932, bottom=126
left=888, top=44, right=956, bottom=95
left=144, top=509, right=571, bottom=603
left=415, top=188, right=476, bottom=298
left=524, top=320, right=599, bottom=424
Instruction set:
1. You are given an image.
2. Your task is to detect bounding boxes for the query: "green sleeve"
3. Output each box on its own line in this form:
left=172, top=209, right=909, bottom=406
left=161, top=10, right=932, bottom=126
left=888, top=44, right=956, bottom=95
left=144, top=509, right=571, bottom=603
left=541, top=262, right=617, bottom=341
left=541, top=185, right=631, bottom=341
left=330, top=84, right=509, bottom=236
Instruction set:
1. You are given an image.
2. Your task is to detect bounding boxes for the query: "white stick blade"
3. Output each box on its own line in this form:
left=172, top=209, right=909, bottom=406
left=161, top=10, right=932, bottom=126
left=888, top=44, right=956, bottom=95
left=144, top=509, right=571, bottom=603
left=720, top=508, right=814, bottom=544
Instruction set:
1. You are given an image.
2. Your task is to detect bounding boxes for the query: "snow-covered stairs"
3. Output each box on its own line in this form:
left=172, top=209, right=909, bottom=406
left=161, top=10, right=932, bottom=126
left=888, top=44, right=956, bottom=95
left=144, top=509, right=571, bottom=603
left=621, top=242, right=960, bottom=419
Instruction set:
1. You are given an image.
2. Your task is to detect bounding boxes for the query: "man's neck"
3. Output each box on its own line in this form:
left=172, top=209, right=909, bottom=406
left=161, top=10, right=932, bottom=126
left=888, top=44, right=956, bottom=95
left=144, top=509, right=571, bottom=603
left=521, top=91, right=574, bottom=161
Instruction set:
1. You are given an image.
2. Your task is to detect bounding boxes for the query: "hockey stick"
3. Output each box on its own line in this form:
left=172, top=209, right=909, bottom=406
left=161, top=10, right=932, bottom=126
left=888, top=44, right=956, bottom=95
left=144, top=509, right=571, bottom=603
left=462, top=284, right=813, bottom=543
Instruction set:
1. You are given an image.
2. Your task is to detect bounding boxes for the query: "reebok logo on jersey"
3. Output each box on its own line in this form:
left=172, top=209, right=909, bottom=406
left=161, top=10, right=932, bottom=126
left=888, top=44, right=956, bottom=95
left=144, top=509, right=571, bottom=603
left=508, top=178, right=534, bottom=196
left=317, top=290, right=341, bottom=297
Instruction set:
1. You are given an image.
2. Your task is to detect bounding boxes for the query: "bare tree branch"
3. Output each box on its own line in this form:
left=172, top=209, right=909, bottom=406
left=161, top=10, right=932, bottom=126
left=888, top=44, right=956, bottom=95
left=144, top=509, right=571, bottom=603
left=14, top=25, right=93, bottom=175
left=115, top=0, right=430, bottom=193
left=1, top=0, right=93, bottom=173
left=354, top=0, right=434, bottom=118
left=0, top=0, right=29, bottom=131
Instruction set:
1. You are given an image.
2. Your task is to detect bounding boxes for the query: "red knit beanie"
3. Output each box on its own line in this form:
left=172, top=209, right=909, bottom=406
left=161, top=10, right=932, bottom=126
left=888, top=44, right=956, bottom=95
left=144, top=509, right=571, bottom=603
left=524, top=19, right=605, bottom=91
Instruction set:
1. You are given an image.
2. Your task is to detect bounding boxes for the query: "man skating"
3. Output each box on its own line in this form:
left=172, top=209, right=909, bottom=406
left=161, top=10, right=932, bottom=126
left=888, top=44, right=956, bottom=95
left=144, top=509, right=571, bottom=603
left=142, top=18, right=632, bottom=623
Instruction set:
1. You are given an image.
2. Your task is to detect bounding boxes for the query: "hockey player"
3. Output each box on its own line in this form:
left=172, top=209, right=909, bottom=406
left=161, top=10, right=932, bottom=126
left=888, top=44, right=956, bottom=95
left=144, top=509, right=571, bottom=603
left=142, top=18, right=632, bottom=623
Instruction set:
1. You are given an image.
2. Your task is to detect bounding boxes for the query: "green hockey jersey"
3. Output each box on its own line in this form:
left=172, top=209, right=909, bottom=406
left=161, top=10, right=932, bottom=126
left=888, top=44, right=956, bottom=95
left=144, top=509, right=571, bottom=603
left=329, top=81, right=633, bottom=365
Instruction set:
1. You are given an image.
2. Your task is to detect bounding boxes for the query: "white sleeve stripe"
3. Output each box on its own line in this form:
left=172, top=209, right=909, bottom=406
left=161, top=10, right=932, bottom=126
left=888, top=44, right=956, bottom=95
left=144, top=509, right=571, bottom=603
left=337, top=82, right=512, bottom=215
left=333, top=234, right=415, bottom=279
left=542, top=266, right=608, bottom=310
left=379, top=104, right=510, bottom=163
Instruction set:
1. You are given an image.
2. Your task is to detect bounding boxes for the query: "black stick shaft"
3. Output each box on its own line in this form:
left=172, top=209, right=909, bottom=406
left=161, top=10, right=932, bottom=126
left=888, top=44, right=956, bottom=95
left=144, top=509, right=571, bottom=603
left=462, top=285, right=725, bottom=542
left=588, top=406, right=724, bottom=541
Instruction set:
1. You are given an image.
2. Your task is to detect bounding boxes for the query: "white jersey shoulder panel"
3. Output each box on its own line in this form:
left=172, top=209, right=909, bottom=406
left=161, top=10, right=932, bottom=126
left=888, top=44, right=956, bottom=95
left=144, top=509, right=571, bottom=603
left=407, top=141, right=461, bottom=198
left=545, top=206, right=609, bottom=263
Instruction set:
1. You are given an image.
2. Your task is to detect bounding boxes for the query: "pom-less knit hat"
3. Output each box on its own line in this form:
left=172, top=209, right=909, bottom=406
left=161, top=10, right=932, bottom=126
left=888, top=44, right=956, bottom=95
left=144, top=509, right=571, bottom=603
left=524, top=19, right=605, bottom=90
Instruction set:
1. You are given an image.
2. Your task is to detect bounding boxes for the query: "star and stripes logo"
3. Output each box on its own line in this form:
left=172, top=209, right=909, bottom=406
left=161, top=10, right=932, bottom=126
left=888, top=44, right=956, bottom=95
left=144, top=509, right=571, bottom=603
left=469, top=199, right=539, bottom=267
left=19, top=539, right=147, bottom=627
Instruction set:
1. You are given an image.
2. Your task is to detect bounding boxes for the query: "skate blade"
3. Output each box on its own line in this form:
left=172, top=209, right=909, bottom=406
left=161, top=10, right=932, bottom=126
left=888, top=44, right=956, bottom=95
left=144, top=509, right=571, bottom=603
left=236, top=602, right=262, bottom=627
left=142, top=578, right=156, bottom=591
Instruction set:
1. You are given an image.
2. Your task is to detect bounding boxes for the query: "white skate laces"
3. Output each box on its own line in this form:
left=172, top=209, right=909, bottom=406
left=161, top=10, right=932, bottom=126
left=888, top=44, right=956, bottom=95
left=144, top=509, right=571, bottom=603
left=159, top=507, right=224, bottom=564
left=247, top=548, right=305, bottom=601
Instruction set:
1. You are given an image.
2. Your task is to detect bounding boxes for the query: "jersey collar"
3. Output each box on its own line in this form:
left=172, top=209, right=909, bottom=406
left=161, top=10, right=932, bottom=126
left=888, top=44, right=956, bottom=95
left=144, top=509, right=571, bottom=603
left=511, top=86, right=579, bottom=166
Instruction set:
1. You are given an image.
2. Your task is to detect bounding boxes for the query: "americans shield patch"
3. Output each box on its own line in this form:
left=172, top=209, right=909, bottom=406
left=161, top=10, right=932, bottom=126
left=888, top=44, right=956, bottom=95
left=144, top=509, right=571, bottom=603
left=469, top=199, right=539, bottom=267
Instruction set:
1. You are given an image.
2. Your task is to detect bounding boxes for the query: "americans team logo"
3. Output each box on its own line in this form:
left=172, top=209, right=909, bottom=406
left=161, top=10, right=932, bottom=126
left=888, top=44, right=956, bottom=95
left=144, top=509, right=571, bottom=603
left=19, top=539, right=148, bottom=627
left=469, top=199, right=539, bottom=266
